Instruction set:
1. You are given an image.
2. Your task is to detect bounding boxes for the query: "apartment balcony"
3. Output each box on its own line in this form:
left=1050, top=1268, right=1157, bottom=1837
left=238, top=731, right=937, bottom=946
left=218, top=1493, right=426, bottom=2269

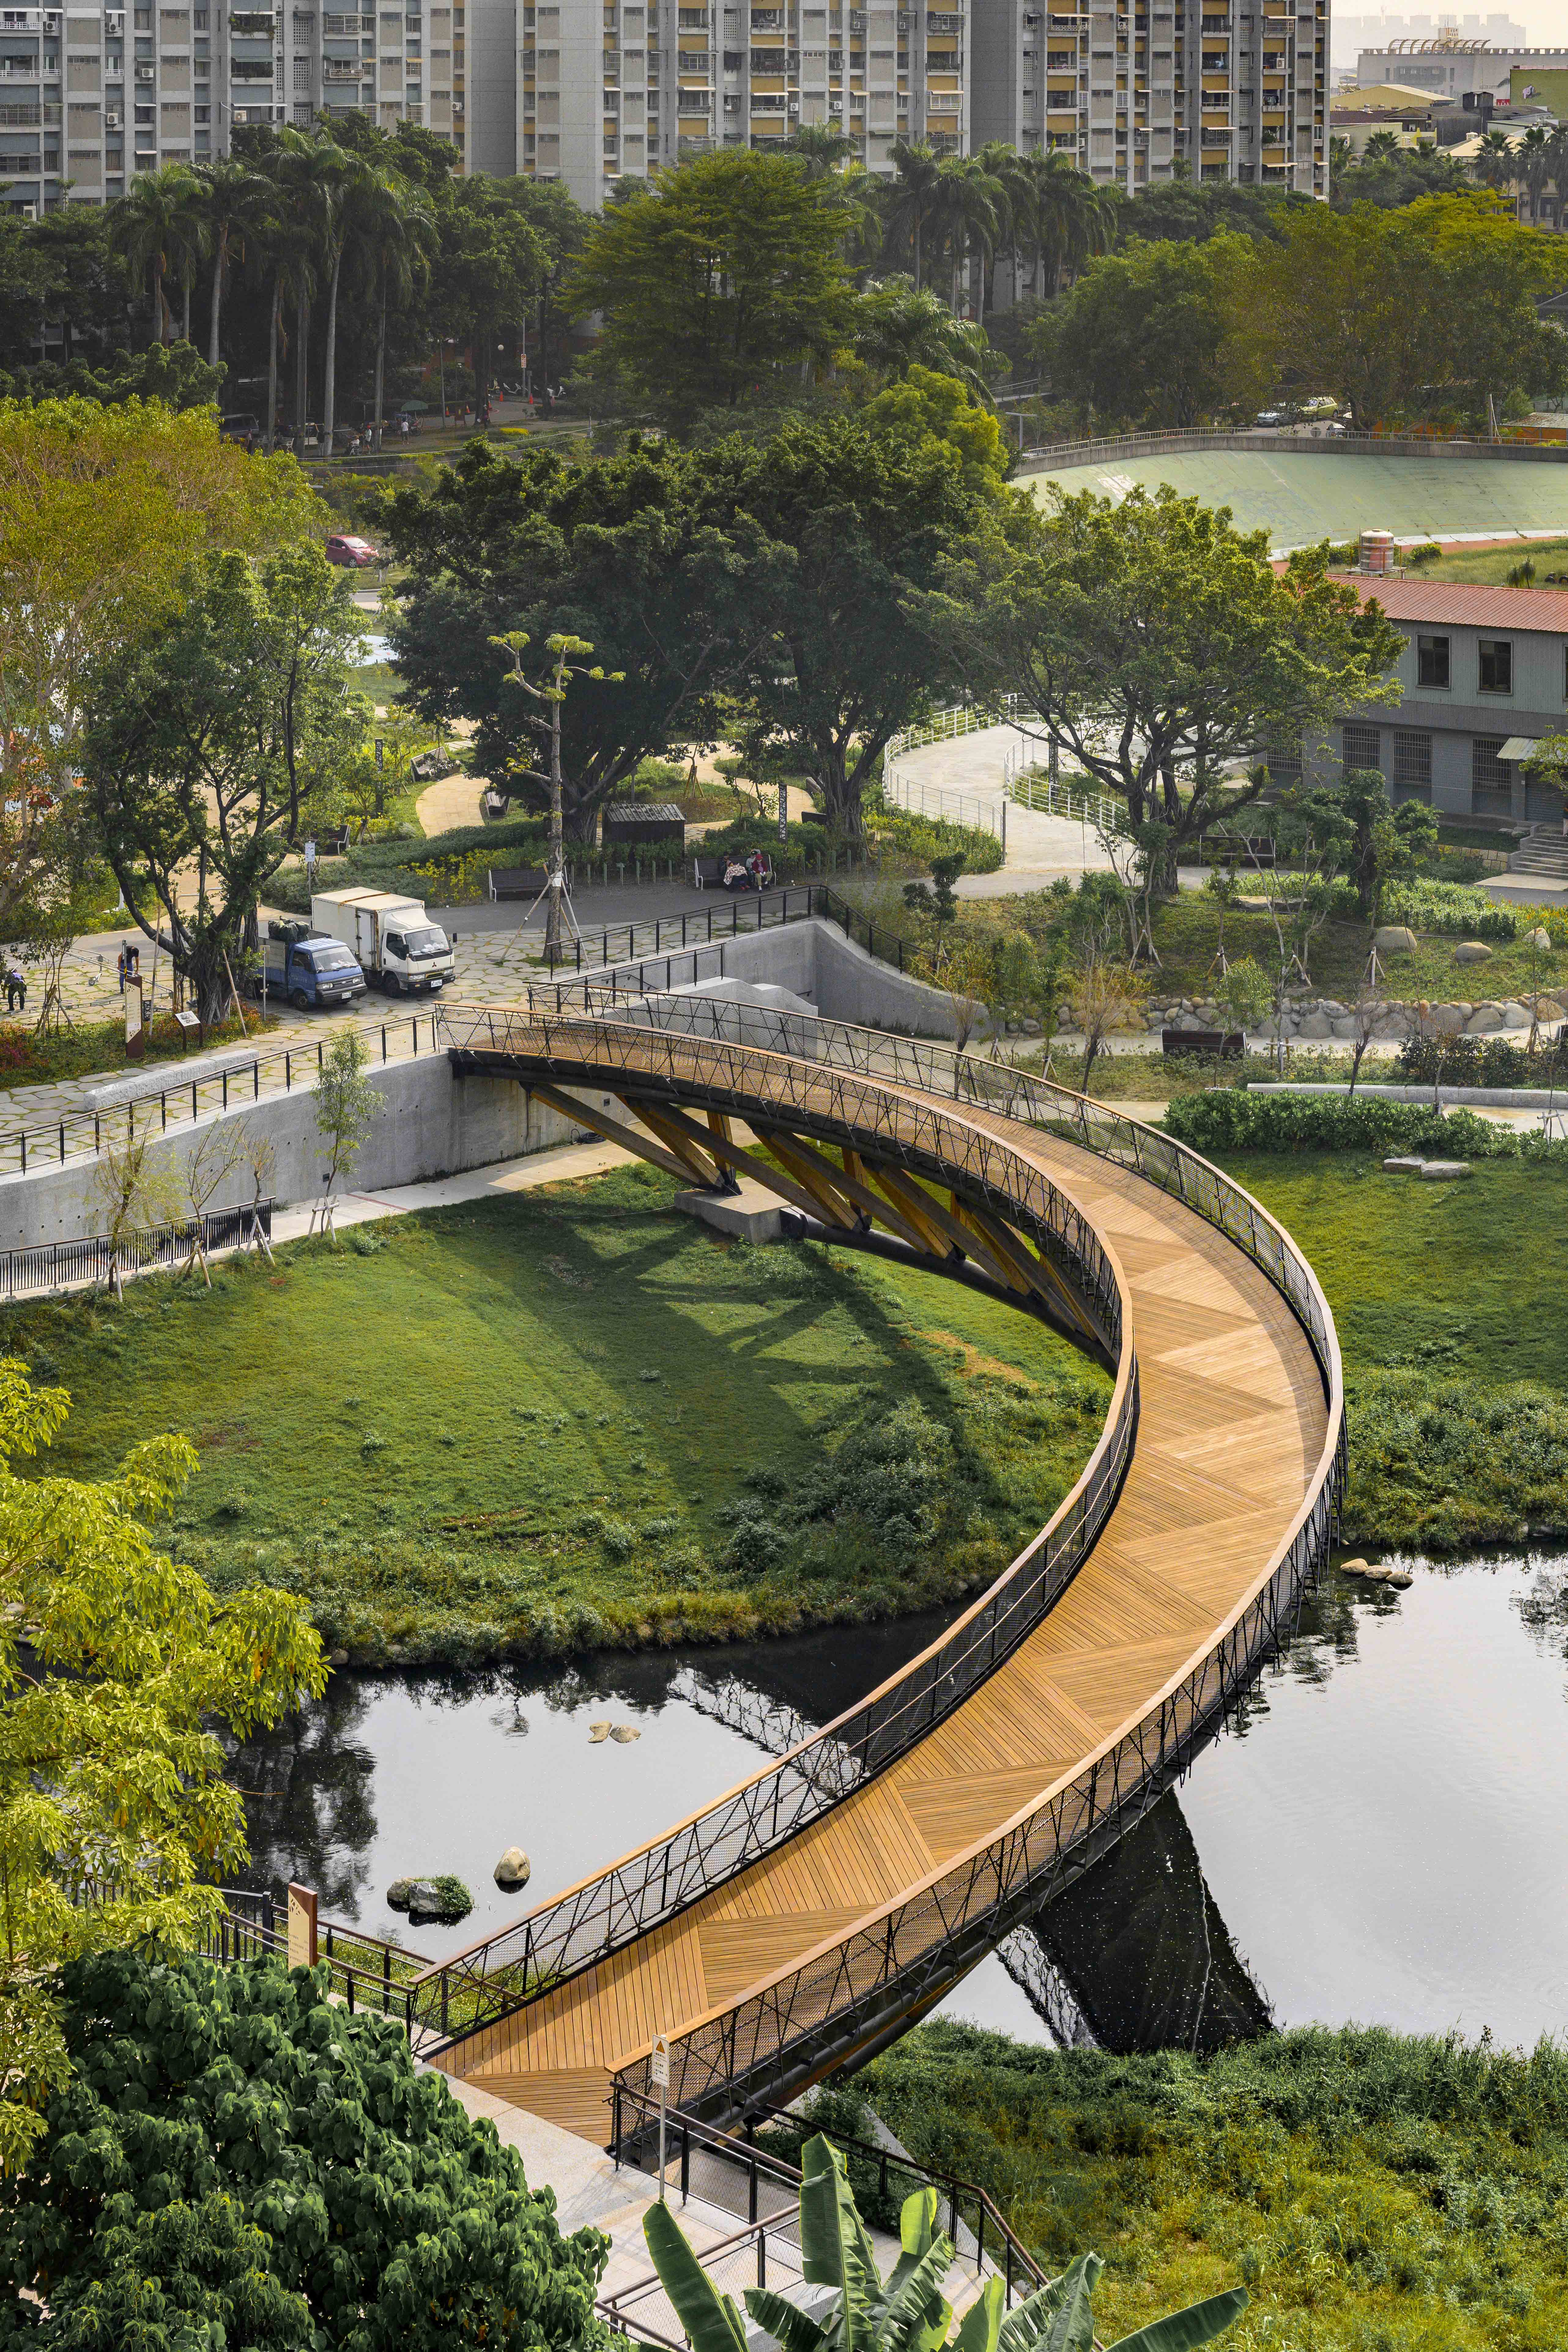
left=230, top=56, right=274, bottom=74
left=321, top=60, right=362, bottom=77
left=228, top=7, right=274, bottom=25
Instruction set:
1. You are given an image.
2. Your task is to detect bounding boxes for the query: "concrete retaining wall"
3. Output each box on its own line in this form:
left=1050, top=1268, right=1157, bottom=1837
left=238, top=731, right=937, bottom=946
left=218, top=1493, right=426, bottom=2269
left=0, top=1059, right=619, bottom=1255
left=0, top=920, right=959, bottom=1254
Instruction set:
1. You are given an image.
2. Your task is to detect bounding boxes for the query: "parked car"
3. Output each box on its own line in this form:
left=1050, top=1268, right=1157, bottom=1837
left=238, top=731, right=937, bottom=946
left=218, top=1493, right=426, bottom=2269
left=325, top=533, right=382, bottom=568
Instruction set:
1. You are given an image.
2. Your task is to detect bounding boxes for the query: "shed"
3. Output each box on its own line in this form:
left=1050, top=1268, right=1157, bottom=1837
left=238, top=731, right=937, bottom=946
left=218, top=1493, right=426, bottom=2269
left=603, top=802, right=687, bottom=847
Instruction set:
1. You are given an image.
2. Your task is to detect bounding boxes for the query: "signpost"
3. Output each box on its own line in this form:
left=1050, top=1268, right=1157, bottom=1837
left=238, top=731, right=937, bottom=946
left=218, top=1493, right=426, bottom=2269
left=651, top=2031, right=671, bottom=2202
left=777, top=777, right=788, bottom=851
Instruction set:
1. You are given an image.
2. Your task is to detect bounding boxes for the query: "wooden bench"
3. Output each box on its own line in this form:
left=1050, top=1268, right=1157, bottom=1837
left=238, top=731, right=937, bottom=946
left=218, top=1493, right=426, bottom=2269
left=488, top=866, right=549, bottom=901
left=1162, top=1027, right=1244, bottom=1060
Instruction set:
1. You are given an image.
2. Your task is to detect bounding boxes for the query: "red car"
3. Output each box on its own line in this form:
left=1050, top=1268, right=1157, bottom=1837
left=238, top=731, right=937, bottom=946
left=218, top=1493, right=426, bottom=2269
left=325, top=533, right=381, bottom=568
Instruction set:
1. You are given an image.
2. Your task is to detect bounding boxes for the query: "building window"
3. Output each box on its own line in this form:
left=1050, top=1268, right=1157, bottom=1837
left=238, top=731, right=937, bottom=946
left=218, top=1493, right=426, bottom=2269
left=1478, top=638, right=1512, bottom=696
left=1341, top=722, right=1381, bottom=775
left=1416, top=632, right=1449, bottom=689
left=1471, top=735, right=1511, bottom=813
left=1392, top=729, right=1432, bottom=803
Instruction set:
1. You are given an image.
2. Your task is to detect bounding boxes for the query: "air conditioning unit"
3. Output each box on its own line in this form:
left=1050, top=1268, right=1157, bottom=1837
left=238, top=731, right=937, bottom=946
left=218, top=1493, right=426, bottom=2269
left=42, top=8, right=60, bottom=27
left=135, top=58, right=153, bottom=72
left=106, top=8, right=124, bottom=25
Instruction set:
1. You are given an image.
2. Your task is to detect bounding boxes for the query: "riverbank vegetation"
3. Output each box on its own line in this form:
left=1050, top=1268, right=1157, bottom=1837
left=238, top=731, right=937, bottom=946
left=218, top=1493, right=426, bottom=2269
left=0, top=1163, right=1106, bottom=1667
left=861, top=2019, right=1568, bottom=2352
left=1211, top=1148, right=1568, bottom=1555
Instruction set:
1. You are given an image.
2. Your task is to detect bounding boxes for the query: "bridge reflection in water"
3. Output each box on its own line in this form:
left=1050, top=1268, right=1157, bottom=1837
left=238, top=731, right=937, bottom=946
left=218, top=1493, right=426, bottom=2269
left=407, top=999, right=1340, bottom=2141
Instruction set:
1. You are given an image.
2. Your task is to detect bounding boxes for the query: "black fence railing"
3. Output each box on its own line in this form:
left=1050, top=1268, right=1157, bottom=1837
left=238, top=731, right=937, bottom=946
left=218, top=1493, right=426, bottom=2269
left=608, top=2083, right=1047, bottom=2309
left=408, top=1003, right=1340, bottom=2096
left=192, top=1885, right=436, bottom=2019
left=0, top=1199, right=274, bottom=1301
left=406, top=1011, right=1138, bottom=2050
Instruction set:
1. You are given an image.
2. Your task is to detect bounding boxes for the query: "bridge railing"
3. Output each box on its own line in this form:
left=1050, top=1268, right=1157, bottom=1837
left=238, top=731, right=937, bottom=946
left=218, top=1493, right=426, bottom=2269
left=580, top=1010, right=1344, bottom=2122
left=409, top=1012, right=1139, bottom=2049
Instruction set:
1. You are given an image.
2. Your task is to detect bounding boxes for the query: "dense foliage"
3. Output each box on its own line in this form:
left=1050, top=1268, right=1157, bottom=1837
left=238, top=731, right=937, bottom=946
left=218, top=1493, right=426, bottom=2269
left=1161, top=1089, right=1564, bottom=1160
left=0, top=1949, right=608, bottom=2349
left=866, top=2020, right=1568, bottom=2352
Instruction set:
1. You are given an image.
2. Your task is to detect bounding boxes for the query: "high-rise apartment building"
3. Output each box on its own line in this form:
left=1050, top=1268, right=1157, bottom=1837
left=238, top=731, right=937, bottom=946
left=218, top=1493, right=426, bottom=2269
left=972, top=0, right=1326, bottom=195
left=0, top=0, right=459, bottom=213
left=517, top=0, right=970, bottom=210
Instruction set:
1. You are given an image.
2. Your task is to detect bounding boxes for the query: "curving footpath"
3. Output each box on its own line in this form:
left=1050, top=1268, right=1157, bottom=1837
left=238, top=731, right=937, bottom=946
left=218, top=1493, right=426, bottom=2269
left=421, top=1006, right=1341, bottom=2142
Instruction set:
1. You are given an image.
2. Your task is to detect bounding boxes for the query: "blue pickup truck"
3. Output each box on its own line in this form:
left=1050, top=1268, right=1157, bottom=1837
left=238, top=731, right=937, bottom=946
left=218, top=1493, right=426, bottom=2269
left=259, top=923, right=367, bottom=1011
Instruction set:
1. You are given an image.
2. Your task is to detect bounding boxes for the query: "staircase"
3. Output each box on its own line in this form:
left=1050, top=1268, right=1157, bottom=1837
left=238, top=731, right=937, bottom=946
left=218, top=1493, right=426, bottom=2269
left=1509, top=828, right=1568, bottom=878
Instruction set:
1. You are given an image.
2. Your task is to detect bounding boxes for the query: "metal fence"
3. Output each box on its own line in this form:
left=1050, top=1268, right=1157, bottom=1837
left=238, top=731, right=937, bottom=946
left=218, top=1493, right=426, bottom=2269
left=1016, top=425, right=1568, bottom=475
left=0, top=1011, right=447, bottom=1180
left=0, top=1199, right=274, bottom=1301
left=407, top=1010, right=1139, bottom=2047
left=407, top=1001, right=1340, bottom=2079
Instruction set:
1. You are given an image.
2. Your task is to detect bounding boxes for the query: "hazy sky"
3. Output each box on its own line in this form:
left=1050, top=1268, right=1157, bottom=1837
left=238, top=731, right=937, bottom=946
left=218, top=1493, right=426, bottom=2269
left=1338, top=1, right=1568, bottom=46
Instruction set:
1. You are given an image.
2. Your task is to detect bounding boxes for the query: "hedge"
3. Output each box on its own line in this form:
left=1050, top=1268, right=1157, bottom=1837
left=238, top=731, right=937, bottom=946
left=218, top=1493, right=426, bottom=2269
left=1161, top=1086, right=1567, bottom=1160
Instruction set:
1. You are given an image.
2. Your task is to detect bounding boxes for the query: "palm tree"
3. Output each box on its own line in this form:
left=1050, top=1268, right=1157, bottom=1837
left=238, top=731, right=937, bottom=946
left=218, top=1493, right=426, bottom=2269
left=1518, top=123, right=1552, bottom=224
left=1021, top=148, right=1111, bottom=297
left=643, top=2133, right=1248, bottom=2352
left=351, top=164, right=434, bottom=450
left=930, top=152, right=1003, bottom=319
left=882, top=138, right=944, bottom=288
left=851, top=275, right=996, bottom=400
left=1546, top=120, right=1568, bottom=232
left=823, top=160, right=884, bottom=275
left=1360, top=128, right=1403, bottom=164
left=264, top=129, right=349, bottom=455
left=784, top=122, right=857, bottom=178
left=198, top=156, right=271, bottom=371
left=312, top=143, right=372, bottom=457
left=976, top=139, right=1032, bottom=314
left=1327, top=132, right=1355, bottom=195
left=109, top=164, right=204, bottom=346
left=165, top=169, right=211, bottom=346
left=1473, top=127, right=1519, bottom=213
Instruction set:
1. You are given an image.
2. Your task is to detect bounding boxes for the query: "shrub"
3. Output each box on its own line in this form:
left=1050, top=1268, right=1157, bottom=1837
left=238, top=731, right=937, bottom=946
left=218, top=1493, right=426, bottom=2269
left=1162, top=1087, right=1568, bottom=1160
left=0, top=1949, right=607, bottom=2350
left=1395, top=1033, right=1563, bottom=1089
left=1379, top=878, right=1520, bottom=941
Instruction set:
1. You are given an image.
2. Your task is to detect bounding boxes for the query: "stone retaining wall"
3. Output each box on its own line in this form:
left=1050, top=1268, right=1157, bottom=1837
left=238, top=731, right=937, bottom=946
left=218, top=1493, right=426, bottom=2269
left=1041, top=986, right=1568, bottom=1045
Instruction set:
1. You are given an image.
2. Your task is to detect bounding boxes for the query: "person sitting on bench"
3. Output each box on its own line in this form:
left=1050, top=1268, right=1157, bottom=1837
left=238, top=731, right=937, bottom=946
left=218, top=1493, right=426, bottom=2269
left=723, top=854, right=750, bottom=892
left=746, top=848, right=769, bottom=890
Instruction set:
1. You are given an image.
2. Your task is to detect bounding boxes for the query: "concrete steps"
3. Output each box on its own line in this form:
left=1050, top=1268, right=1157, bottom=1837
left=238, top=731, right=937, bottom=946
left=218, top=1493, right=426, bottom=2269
left=1510, top=830, right=1568, bottom=877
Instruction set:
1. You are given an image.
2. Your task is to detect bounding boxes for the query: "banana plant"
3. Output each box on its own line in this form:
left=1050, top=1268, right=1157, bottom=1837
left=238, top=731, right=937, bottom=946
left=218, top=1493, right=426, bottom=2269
left=642, top=2135, right=1246, bottom=2352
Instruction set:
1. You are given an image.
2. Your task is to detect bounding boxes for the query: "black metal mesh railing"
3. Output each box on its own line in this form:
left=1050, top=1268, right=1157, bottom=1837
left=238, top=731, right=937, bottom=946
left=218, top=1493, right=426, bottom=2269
left=411, top=1002, right=1341, bottom=2086
left=407, top=1010, right=1140, bottom=2047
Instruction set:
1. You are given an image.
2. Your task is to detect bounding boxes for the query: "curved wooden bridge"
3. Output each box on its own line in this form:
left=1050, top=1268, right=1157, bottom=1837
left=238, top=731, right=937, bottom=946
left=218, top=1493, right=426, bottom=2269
left=413, top=1002, right=1342, bottom=2143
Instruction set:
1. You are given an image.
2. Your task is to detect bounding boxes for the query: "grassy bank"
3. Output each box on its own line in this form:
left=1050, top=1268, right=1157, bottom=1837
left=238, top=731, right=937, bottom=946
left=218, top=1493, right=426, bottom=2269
left=0, top=1010, right=278, bottom=1096
left=1212, top=1150, right=1568, bottom=1553
left=862, top=2020, right=1568, bottom=2352
left=0, top=1163, right=1105, bottom=1666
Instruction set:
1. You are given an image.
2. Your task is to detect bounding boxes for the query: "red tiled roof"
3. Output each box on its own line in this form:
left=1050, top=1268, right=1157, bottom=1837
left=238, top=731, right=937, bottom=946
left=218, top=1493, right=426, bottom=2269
left=1347, top=577, right=1568, bottom=633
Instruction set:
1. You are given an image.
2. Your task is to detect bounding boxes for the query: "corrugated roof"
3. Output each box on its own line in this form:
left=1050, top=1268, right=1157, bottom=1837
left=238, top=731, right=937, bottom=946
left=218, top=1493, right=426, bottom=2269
left=1349, top=577, right=1568, bottom=632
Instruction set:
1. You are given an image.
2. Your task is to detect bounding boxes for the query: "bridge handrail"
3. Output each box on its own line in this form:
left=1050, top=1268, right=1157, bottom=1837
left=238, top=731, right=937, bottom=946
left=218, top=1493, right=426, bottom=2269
left=587, top=1021, right=1344, bottom=2122
left=409, top=1011, right=1139, bottom=2046
left=413, top=1002, right=1337, bottom=2061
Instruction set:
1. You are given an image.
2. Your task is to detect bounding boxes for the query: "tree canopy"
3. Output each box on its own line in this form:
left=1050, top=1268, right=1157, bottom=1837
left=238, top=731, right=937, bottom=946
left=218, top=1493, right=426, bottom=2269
left=566, top=150, right=855, bottom=428
left=924, top=484, right=1406, bottom=873
left=0, top=1947, right=607, bottom=2345
left=0, top=1362, right=325, bottom=2171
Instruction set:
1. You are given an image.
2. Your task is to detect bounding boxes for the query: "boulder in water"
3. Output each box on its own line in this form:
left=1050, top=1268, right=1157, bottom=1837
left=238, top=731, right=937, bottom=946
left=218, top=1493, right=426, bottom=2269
left=494, top=1846, right=532, bottom=1890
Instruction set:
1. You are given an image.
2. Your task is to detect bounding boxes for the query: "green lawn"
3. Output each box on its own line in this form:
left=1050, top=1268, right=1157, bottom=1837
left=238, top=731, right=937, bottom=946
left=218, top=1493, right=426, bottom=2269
left=864, top=2022, right=1568, bottom=2352
left=1, top=1163, right=1106, bottom=1665
left=1416, top=535, right=1568, bottom=585
left=1218, top=1150, right=1568, bottom=1553
left=1144, top=891, right=1564, bottom=1008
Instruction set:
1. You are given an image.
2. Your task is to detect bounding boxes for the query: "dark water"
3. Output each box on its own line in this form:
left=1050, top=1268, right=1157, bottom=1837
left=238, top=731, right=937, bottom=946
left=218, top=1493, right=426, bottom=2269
left=231, top=1555, right=1568, bottom=2053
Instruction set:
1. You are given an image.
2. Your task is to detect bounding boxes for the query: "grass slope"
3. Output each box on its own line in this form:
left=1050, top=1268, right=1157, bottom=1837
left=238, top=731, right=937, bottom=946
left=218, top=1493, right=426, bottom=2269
left=0, top=1163, right=1106, bottom=1665
left=863, top=2020, right=1568, bottom=2352
left=1218, top=1151, right=1568, bottom=1553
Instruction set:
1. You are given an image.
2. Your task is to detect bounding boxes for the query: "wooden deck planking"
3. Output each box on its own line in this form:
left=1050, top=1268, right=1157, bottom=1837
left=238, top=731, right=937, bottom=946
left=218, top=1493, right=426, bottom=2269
left=446, top=1068, right=1329, bottom=2133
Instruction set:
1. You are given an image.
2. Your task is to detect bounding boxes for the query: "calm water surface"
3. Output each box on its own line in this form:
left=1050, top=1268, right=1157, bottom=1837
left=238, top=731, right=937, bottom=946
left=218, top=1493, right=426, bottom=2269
left=232, top=1557, right=1568, bottom=2049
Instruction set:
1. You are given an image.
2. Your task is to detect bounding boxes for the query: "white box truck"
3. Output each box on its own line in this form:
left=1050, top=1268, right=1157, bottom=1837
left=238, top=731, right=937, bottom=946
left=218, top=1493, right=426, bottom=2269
left=310, top=888, right=456, bottom=996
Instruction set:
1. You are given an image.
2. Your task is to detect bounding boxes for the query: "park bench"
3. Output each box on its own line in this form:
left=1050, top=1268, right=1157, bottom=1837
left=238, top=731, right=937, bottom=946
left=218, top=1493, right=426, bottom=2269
left=694, top=855, right=774, bottom=890
left=487, top=866, right=549, bottom=901
left=1162, top=1027, right=1244, bottom=1060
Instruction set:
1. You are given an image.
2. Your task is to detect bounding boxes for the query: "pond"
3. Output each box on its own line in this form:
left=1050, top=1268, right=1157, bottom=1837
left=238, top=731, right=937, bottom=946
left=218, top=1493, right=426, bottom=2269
left=231, top=1554, right=1568, bottom=2053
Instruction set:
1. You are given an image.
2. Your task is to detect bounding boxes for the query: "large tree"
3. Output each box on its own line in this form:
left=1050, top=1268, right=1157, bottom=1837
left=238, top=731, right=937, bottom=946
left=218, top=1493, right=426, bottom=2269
left=1040, top=233, right=1251, bottom=430
left=699, top=413, right=997, bottom=837
left=565, top=148, right=854, bottom=427
left=81, top=543, right=365, bottom=1018
left=0, top=1361, right=324, bottom=2170
left=381, top=436, right=767, bottom=841
left=926, top=483, right=1405, bottom=879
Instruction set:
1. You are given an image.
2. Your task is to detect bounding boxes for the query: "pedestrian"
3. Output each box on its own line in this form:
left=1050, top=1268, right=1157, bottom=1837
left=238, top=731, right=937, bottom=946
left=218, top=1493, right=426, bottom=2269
left=116, top=943, right=127, bottom=993
left=304, top=835, right=318, bottom=889
left=4, top=964, right=23, bottom=1014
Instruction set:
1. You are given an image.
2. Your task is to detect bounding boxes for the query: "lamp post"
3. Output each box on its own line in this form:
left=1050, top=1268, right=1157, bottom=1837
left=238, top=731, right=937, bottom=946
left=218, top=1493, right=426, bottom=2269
left=438, top=336, right=456, bottom=428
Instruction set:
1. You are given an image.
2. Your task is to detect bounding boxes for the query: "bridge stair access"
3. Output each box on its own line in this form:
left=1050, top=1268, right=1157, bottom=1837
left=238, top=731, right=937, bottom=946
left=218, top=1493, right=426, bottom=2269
left=413, top=1002, right=1342, bottom=2144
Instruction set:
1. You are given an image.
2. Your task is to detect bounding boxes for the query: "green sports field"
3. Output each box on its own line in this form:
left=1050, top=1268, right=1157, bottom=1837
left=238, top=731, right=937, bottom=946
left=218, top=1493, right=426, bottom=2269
left=1025, top=447, right=1568, bottom=551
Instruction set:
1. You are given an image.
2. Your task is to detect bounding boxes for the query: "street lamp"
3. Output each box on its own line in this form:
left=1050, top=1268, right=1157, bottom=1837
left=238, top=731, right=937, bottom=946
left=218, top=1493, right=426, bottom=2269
left=438, top=336, right=456, bottom=426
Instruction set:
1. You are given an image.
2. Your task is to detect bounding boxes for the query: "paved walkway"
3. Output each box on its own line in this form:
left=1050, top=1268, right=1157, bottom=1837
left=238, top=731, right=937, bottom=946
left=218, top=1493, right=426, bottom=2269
left=896, top=727, right=1124, bottom=897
